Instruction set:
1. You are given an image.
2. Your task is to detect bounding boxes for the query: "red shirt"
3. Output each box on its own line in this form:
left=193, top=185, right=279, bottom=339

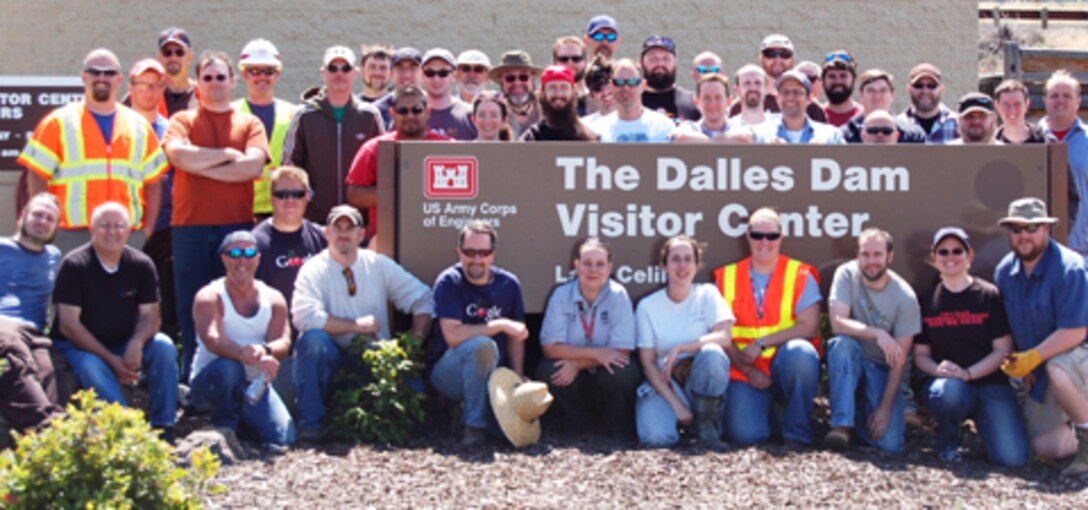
left=346, top=130, right=450, bottom=237
left=823, top=104, right=864, bottom=128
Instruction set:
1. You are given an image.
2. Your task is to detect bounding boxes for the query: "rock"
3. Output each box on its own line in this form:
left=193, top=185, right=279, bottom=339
left=174, top=427, right=253, bottom=466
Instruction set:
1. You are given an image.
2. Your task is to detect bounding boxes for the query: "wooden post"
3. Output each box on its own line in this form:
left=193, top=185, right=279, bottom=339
left=1042, top=7, right=1049, bottom=29
left=993, top=6, right=1001, bottom=27
left=1004, top=40, right=1022, bottom=81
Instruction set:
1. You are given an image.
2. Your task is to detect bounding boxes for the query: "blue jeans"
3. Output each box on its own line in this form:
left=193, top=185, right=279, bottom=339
left=723, top=338, right=821, bottom=445
left=191, top=357, right=296, bottom=446
left=923, top=377, right=1029, bottom=467
left=636, top=343, right=730, bottom=447
left=430, top=336, right=499, bottom=430
left=173, top=223, right=251, bottom=382
left=827, top=335, right=905, bottom=453
left=56, top=333, right=178, bottom=426
left=292, top=330, right=347, bottom=433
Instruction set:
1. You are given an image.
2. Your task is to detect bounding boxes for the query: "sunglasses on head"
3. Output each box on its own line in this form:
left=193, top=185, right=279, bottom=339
left=272, top=189, right=306, bottom=200
left=696, top=65, right=721, bottom=74
left=912, top=81, right=939, bottom=90
left=762, top=49, right=793, bottom=59
left=85, top=68, right=119, bottom=78
left=591, top=32, right=618, bottom=42
left=504, top=73, right=531, bottom=83
left=225, top=247, right=258, bottom=259
left=824, top=52, right=854, bottom=64
left=460, top=247, right=494, bottom=258
left=326, top=63, right=353, bottom=73
left=865, top=126, right=895, bottom=136
left=611, top=77, right=642, bottom=87
left=160, top=47, right=187, bottom=58
left=748, top=231, right=782, bottom=241
left=459, top=65, right=487, bottom=74
left=246, top=67, right=278, bottom=77
left=556, top=55, right=585, bottom=64
left=201, top=74, right=228, bottom=82
left=393, top=105, right=425, bottom=116
left=935, top=247, right=965, bottom=256
left=1007, top=224, right=1042, bottom=234
left=423, top=68, right=453, bottom=78
left=342, top=267, right=357, bottom=297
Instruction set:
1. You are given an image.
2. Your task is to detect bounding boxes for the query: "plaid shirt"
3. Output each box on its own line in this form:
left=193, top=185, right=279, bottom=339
left=896, top=104, right=959, bottom=144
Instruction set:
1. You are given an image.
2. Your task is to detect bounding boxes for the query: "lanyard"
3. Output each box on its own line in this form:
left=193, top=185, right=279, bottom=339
left=577, top=301, right=596, bottom=341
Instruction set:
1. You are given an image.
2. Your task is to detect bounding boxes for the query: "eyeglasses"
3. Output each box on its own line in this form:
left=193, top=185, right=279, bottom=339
left=504, top=73, right=531, bottom=83
left=762, top=49, right=793, bottom=60
left=342, top=267, right=357, bottom=297
left=911, top=82, right=939, bottom=90
left=778, top=88, right=807, bottom=97
left=591, top=32, right=618, bottom=42
left=393, top=105, right=425, bottom=116
left=865, top=126, right=895, bottom=136
left=94, top=222, right=128, bottom=231
left=935, top=248, right=965, bottom=256
left=423, top=68, right=453, bottom=78
left=85, top=68, right=119, bottom=78
left=611, top=77, right=643, bottom=87
left=246, top=67, right=278, bottom=77
left=458, top=65, right=487, bottom=74
left=1007, top=224, right=1042, bottom=234
left=326, top=63, right=353, bottom=73
left=272, top=189, right=307, bottom=200
left=460, top=247, right=494, bottom=259
left=695, top=65, right=721, bottom=74
left=556, top=55, right=585, bottom=64
left=748, top=231, right=782, bottom=241
left=824, top=52, right=854, bottom=64
left=160, top=47, right=186, bottom=58
left=201, top=74, right=228, bottom=82
left=225, top=247, right=258, bottom=259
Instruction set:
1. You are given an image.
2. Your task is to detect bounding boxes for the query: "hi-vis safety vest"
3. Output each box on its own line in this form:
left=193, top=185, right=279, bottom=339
left=234, top=98, right=296, bottom=215
left=714, top=255, right=821, bottom=383
left=18, top=102, right=168, bottom=230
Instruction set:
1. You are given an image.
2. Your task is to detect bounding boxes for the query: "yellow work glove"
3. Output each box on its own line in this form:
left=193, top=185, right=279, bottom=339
left=1001, top=349, right=1042, bottom=378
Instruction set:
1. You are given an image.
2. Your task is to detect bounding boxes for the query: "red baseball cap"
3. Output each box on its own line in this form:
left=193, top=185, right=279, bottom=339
left=541, top=65, right=574, bottom=86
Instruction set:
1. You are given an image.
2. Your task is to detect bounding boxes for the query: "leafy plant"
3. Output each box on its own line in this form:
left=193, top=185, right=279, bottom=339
left=328, top=332, right=426, bottom=445
left=0, top=389, right=221, bottom=509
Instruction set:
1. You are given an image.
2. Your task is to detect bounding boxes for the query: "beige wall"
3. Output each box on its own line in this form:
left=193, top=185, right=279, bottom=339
left=0, top=0, right=978, bottom=230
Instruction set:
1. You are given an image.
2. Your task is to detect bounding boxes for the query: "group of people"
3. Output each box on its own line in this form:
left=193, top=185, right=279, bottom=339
left=1, top=16, right=1087, bottom=475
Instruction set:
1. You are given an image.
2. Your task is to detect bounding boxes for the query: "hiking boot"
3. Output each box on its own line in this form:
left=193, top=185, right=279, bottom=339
left=824, top=427, right=851, bottom=451
left=692, top=396, right=727, bottom=452
left=462, top=427, right=488, bottom=448
left=1062, top=426, right=1088, bottom=477
left=938, top=448, right=962, bottom=463
left=153, top=425, right=175, bottom=446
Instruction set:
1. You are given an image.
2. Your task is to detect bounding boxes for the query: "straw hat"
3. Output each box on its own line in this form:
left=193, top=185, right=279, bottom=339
left=488, top=368, right=553, bottom=447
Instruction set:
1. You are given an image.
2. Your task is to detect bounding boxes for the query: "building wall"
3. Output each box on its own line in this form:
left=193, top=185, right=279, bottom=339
left=0, top=0, right=978, bottom=232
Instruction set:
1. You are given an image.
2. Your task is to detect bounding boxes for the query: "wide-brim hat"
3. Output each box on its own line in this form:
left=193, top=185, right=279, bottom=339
left=488, top=50, right=542, bottom=83
left=997, top=197, right=1058, bottom=226
left=488, top=368, right=553, bottom=448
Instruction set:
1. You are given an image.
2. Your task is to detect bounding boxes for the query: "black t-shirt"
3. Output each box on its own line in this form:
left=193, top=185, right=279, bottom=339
left=52, top=245, right=159, bottom=348
left=916, top=115, right=938, bottom=136
left=251, top=219, right=327, bottom=308
left=519, top=121, right=596, bottom=142
left=995, top=123, right=1052, bottom=144
left=162, top=88, right=196, bottom=117
left=917, top=278, right=1010, bottom=386
left=642, top=87, right=701, bottom=123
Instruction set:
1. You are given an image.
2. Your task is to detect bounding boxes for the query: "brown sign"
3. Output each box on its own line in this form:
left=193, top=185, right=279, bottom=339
left=0, top=77, right=84, bottom=170
left=382, top=143, right=1064, bottom=313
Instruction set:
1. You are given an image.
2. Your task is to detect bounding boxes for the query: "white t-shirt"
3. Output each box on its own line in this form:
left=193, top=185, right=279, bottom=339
left=635, top=283, right=734, bottom=368
left=591, top=110, right=675, bottom=143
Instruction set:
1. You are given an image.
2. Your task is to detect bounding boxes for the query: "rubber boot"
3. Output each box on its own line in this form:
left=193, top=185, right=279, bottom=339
left=692, top=396, right=727, bottom=451
left=1061, top=426, right=1088, bottom=477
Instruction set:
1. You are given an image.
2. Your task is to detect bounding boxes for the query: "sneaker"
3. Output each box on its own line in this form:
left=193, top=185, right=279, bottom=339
left=938, top=449, right=962, bottom=463
left=823, top=427, right=850, bottom=451
left=262, top=443, right=289, bottom=456
left=461, top=427, right=487, bottom=447
left=177, top=383, right=192, bottom=409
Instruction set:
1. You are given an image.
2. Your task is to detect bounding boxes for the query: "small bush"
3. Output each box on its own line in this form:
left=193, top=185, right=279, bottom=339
left=0, top=390, right=221, bottom=509
left=328, top=333, right=426, bottom=445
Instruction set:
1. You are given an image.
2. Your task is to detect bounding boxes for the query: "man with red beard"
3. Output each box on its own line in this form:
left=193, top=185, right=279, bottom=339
left=519, top=66, right=597, bottom=142
left=640, top=36, right=699, bottom=123
left=821, top=50, right=864, bottom=127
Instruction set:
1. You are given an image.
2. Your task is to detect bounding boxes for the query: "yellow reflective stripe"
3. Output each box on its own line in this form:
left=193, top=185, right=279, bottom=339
left=722, top=264, right=736, bottom=304
left=127, top=183, right=141, bottom=226
left=65, top=180, right=87, bottom=227
left=780, top=259, right=800, bottom=326
left=53, top=161, right=145, bottom=182
left=144, top=149, right=169, bottom=182
left=19, top=139, right=60, bottom=175
left=58, top=106, right=83, bottom=163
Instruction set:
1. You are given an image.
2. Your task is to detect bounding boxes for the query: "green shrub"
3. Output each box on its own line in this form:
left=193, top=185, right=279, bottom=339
left=328, top=332, right=425, bottom=445
left=0, top=390, right=221, bottom=509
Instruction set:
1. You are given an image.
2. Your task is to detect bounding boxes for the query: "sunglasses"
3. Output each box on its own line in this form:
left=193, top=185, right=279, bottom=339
left=423, top=68, right=453, bottom=78
left=762, top=49, right=793, bottom=59
left=459, top=65, right=488, bottom=74
left=160, top=47, right=187, bottom=58
left=460, top=247, right=494, bottom=258
left=393, top=105, right=425, bottom=116
left=343, top=267, right=357, bottom=297
left=556, top=55, right=585, bottom=64
left=246, top=67, right=278, bottom=77
left=912, top=82, right=939, bottom=90
left=865, top=126, right=895, bottom=136
left=226, top=247, right=258, bottom=259
left=611, top=77, right=643, bottom=87
left=85, top=68, right=119, bottom=78
left=504, top=73, right=531, bottom=83
left=824, top=52, right=854, bottom=64
left=696, top=65, right=721, bottom=74
left=201, top=74, right=228, bottom=82
left=748, top=231, right=782, bottom=241
left=272, top=189, right=306, bottom=200
left=935, top=248, right=965, bottom=256
left=326, top=63, right=353, bottom=73
left=1007, top=224, right=1042, bottom=234
left=591, top=32, right=618, bottom=42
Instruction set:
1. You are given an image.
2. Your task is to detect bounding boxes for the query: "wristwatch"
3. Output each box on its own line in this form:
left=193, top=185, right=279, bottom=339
left=755, top=338, right=767, bottom=351
left=262, top=344, right=273, bottom=357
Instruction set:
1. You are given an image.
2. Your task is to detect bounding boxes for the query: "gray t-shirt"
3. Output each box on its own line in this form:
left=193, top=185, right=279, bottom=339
left=829, top=260, right=921, bottom=363
left=540, top=278, right=635, bottom=350
left=427, top=99, right=477, bottom=141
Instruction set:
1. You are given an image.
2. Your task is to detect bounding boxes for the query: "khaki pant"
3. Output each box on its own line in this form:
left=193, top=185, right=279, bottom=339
left=1022, top=344, right=1088, bottom=439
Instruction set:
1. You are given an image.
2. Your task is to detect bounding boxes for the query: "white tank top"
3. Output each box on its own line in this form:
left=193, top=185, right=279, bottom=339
left=190, top=278, right=273, bottom=382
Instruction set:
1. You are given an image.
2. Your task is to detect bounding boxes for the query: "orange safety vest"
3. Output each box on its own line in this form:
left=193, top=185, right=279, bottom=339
left=714, top=255, right=821, bottom=383
left=18, top=102, right=168, bottom=230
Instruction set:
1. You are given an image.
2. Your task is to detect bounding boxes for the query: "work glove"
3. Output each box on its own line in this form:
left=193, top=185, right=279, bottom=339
left=1001, top=349, right=1042, bottom=378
